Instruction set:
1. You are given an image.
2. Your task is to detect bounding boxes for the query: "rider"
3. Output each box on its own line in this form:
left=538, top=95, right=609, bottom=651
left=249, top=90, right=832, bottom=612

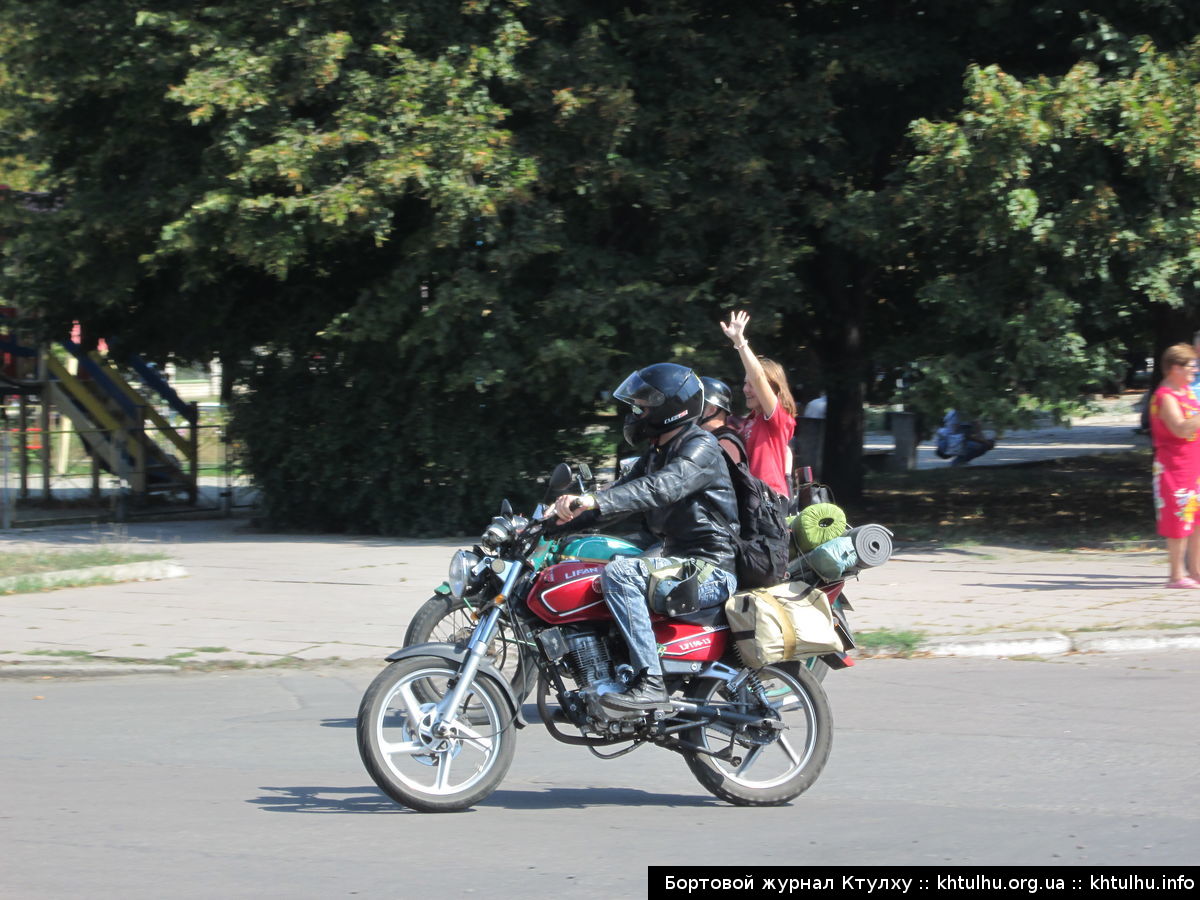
left=553, top=363, right=739, bottom=714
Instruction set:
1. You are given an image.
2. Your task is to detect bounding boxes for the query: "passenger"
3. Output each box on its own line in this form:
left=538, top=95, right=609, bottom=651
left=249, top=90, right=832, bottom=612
left=719, top=310, right=796, bottom=498
left=699, top=376, right=745, bottom=465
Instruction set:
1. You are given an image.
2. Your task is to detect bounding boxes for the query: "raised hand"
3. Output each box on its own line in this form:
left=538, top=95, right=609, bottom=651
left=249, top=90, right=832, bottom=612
left=720, top=310, right=750, bottom=347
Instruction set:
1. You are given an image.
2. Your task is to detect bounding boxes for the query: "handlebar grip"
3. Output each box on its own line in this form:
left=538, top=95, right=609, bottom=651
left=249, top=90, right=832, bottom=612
left=568, top=499, right=583, bottom=512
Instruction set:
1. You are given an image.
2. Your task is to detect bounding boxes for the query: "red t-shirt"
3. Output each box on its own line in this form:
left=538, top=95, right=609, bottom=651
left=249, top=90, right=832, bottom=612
left=740, top=407, right=795, bottom=497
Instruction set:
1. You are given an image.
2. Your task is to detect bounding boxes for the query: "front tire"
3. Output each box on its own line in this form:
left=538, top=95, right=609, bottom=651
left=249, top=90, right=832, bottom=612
left=683, top=661, right=832, bottom=806
left=357, top=656, right=516, bottom=812
left=405, top=593, right=534, bottom=701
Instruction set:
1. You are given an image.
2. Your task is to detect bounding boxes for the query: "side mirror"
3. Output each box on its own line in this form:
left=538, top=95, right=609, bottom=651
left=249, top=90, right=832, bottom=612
left=545, top=463, right=574, bottom=502
left=577, top=462, right=593, bottom=491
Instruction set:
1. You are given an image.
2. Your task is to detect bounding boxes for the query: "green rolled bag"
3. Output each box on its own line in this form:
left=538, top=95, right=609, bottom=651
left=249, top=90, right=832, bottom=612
left=791, top=502, right=848, bottom=552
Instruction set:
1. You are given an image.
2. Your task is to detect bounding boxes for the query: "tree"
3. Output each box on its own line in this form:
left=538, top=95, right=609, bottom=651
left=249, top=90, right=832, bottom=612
left=898, top=37, right=1200, bottom=421
left=3, top=1, right=1200, bottom=531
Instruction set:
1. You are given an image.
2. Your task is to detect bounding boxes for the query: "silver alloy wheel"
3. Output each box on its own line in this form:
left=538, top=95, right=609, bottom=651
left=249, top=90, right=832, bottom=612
left=358, top=657, right=516, bottom=811
left=682, top=662, right=832, bottom=805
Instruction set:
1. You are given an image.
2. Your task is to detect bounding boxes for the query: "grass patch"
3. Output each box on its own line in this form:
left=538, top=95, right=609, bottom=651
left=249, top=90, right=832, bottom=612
left=855, top=628, right=926, bottom=656
left=9, top=649, right=308, bottom=672
left=1, top=573, right=135, bottom=595
left=0, top=547, right=168, bottom=578
left=846, top=449, right=1157, bottom=549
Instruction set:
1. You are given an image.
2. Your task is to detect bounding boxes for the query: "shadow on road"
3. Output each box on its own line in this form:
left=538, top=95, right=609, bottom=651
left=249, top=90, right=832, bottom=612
left=483, top=786, right=720, bottom=810
left=249, top=783, right=719, bottom=813
left=971, top=572, right=1162, bottom=591
left=250, top=785, right=405, bottom=814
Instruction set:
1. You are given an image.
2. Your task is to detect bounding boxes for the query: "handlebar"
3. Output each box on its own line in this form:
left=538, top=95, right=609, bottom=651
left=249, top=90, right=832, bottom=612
left=531, top=507, right=600, bottom=539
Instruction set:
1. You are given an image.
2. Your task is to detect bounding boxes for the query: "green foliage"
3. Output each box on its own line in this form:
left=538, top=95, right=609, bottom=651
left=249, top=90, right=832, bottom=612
left=855, top=629, right=926, bottom=657
left=3, top=2, right=1200, bottom=529
left=899, top=36, right=1200, bottom=426
left=228, top=335, right=616, bottom=534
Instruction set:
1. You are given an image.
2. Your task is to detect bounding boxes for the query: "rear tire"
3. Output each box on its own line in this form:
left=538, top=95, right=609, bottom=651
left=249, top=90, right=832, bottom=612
left=683, top=661, right=832, bottom=806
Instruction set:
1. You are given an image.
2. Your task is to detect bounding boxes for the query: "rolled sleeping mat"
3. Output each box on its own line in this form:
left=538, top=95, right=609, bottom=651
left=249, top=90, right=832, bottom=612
left=792, top=502, right=848, bottom=552
left=807, top=535, right=858, bottom=582
left=846, top=524, right=894, bottom=568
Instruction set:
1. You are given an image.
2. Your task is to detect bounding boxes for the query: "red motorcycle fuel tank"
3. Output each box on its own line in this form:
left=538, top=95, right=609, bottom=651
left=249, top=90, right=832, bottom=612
left=526, top=560, right=609, bottom=624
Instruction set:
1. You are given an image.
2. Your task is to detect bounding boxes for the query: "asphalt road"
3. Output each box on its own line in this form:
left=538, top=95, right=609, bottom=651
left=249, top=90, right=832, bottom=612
left=2, top=653, right=1197, bottom=897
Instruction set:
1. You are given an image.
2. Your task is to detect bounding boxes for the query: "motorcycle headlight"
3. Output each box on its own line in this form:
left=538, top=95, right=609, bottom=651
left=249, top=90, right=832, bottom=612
left=448, top=550, right=480, bottom=600
left=481, top=516, right=515, bottom=552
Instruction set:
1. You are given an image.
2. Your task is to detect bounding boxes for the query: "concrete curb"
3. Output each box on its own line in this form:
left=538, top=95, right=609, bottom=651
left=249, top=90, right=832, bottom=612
left=916, top=628, right=1200, bottom=659
left=921, top=631, right=1073, bottom=658
left=1070, top=628, right=1200, bottom=653
left=0, top=664, right=182, bottom=678
left=0, top=560, right=187, bottom=593
left=3, top=628, right=1199, bottom=678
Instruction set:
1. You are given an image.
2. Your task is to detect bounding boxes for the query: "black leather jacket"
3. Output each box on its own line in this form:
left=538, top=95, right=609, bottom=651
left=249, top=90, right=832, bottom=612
left=595, top=423, right=737, bottom=572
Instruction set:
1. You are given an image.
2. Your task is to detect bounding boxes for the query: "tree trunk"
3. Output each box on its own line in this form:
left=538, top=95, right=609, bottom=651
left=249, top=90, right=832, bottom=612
left=1151, top=303, right=1195, bottom=387
left=808, top=248, right=869, bottom=503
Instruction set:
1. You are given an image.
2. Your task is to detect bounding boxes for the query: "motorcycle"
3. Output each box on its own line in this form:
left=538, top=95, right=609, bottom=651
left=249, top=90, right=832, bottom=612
left=357, top=471, right=863, bottom=812
left=402, top=463, right=651, bottom=699
left=402, top=463, right=843, bottom=695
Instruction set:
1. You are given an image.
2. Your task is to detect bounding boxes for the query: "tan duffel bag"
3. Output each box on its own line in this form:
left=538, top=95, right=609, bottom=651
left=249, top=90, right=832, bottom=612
left=724, top=581, right=843, bottom=669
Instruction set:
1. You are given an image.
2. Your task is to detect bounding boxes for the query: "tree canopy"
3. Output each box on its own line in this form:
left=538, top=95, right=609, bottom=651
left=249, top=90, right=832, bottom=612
left=2, top=1, right=1199, bottom=531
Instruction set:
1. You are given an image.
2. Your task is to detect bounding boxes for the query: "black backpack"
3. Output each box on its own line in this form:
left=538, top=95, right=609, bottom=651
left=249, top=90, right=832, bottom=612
left=713, top=431, right=791, bottom=589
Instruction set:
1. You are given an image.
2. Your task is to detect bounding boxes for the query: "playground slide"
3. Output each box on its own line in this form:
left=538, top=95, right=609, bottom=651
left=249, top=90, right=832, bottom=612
left=8, top=341, right=199, bottom=499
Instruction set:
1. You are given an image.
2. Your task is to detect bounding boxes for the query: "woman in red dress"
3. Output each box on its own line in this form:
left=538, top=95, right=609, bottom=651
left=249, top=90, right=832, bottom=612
left=719, top=310, right=797, bottom=499
left=1150, top=343, right=1200, bottom=587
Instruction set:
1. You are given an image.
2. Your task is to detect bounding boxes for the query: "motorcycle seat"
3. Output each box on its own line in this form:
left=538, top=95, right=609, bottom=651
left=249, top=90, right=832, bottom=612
left=663, top=604, right=727, bottom=627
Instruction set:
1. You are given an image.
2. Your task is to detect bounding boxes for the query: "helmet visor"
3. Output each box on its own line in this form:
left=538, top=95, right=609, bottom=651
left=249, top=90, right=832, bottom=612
left=613, top=371, right=666, bottom=412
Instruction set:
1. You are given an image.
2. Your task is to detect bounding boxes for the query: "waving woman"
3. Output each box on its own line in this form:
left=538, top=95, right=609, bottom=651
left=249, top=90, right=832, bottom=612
left=720, top=310, right=797, bottom=498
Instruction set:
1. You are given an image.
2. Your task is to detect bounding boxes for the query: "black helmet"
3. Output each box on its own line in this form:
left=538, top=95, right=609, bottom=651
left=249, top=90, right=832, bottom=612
left=700, top=376, right=733, bottom=415
left=614, top=363, right=705, bottom=446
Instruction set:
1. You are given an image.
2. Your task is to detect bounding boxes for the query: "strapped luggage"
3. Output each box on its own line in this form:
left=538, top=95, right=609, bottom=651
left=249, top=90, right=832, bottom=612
left=724, top=581, right=844, bottom=669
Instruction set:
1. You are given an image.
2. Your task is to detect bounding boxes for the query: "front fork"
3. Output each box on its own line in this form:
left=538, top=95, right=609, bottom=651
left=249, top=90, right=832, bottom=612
left=433, top=559, right=524, bottom=728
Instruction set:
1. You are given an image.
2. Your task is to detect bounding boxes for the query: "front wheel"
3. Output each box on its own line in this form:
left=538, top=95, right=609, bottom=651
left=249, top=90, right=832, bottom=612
left=683, top=661, right=832, bottom=806
left=357, top=656, right=516, bottom=812
left=405, top=593, right=535, bottom=702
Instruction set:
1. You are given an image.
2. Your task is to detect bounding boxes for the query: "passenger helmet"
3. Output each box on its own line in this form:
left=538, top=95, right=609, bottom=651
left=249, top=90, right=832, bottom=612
left=614, top=363, right=705, bottom=446
left=700, top=376, right=733, bottom=416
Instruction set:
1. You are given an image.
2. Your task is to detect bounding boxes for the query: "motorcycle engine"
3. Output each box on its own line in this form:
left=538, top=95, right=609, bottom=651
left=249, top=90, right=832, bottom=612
left=565, top=632, right=615, bottom=687
left=563, top=632, right=634, bottom=718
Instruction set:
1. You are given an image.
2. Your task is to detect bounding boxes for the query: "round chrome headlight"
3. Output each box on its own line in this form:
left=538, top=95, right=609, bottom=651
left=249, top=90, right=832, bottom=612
left=481, top=516, right=514, bottom=552
left=448, top=549, right=480, bottom=600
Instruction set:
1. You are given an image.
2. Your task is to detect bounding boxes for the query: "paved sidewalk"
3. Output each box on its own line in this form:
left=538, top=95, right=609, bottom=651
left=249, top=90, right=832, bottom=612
left=1, top=516, right=1197, bottom=676
left=865, top=395, right=1148, bottom=469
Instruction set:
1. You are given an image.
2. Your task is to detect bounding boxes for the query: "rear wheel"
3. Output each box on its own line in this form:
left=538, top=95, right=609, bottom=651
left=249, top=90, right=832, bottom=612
left=357, top=656, right=516, bottom=812
left=682, top=661, right=832, bottom=806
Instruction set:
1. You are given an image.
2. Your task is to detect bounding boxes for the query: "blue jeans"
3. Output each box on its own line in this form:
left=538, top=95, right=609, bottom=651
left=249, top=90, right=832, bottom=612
left=599, top=556, right=738, bottom=677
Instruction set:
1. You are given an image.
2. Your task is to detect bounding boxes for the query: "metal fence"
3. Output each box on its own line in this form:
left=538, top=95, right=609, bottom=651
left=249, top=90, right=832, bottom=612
left=0, top=414, right=258, bottom=528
